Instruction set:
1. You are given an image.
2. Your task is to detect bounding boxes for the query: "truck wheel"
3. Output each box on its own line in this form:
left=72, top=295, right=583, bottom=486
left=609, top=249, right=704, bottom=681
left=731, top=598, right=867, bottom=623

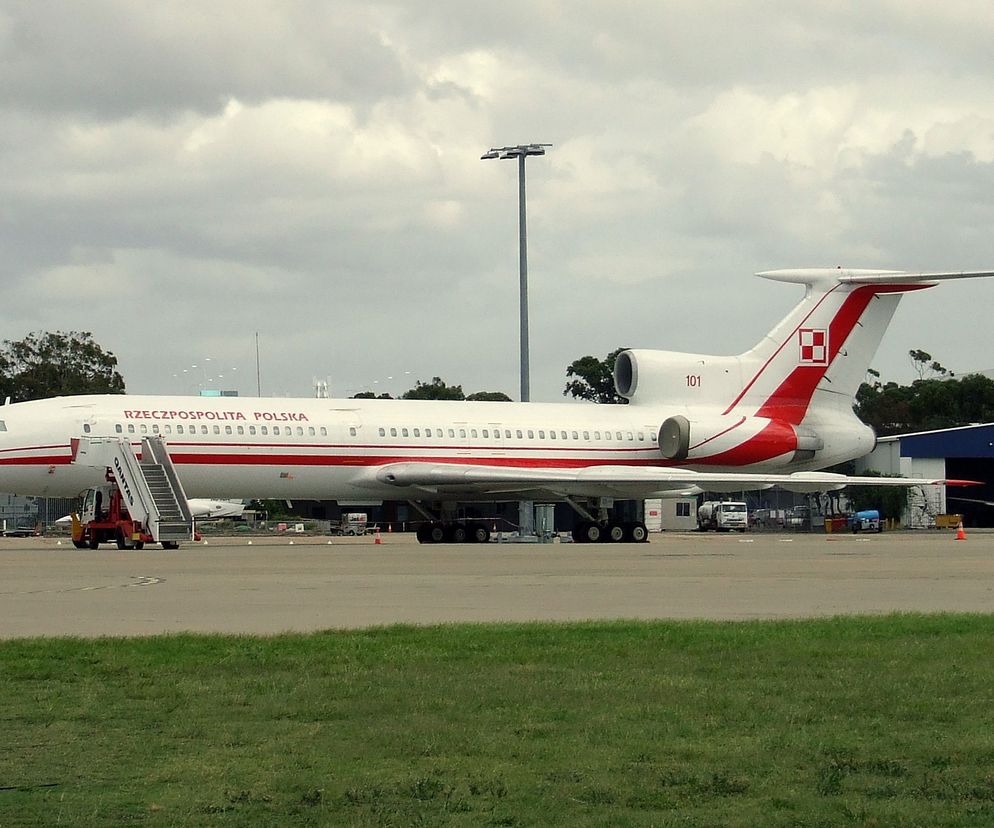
left=88, top=538, right=99, bottom=549
left=73, top=540, right=88, bottom=549
left=116, top=532, right=128, bottom=550
left=470, top=523, right=491, bottom=543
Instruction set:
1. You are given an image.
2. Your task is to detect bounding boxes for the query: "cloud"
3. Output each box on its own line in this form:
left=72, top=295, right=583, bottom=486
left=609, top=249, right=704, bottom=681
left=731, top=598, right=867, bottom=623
left=2, top=1, right=994, bottom=402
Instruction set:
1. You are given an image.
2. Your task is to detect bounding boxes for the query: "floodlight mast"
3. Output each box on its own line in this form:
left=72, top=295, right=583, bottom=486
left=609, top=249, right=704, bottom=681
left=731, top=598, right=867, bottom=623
left=482, top=143, right=551, bottom=541
left=480, top=144, right=551, bottom=403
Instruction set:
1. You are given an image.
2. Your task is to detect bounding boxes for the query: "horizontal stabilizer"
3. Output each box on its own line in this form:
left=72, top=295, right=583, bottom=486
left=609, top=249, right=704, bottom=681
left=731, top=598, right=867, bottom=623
left=758, top=268, right=994, bottom=286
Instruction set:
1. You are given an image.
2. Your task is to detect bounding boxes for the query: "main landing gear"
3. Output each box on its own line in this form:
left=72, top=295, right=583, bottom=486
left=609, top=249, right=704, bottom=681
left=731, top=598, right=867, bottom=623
left=567, top=497, right=649, bottom=544
left=415, top=521, right=492, bottom=544
left=571, top=520, right=649, bottom=544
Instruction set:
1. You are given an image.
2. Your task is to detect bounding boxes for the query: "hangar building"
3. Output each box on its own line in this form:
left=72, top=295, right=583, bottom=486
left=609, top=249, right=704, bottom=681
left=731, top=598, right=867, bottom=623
left=856, top=423, right=994, bottom=528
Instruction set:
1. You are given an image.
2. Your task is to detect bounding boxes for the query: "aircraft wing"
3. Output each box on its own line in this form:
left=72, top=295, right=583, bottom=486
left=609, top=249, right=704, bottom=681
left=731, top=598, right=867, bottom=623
left=368, top=463, right=974, bottom=500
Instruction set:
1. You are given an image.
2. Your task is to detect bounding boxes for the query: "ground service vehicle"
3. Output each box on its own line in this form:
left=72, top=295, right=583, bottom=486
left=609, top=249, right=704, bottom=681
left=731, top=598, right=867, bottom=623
left=697, top=501, right=749, bottom=531
left=849, top=509, right=882, bottom=532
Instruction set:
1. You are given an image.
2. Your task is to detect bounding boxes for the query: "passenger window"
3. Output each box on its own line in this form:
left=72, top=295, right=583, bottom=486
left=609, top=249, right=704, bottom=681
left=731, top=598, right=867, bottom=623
left=152, top=424, right=160, bottom=434
left=128, top=424, right=135, bottom=434
left=201, top=425, right=208, bottom=435
left=320, top=427, right=327, bottom=436
left=448, top=429, right=455, bottom=438
left=583, top=431, right=589, bottom=440
left=436, top=429, right=443, bottom=437
left=164, top=425, right=172, bottom=434
left=516, top=430, right=523, bottom=439
left=390, top=427, right=397, bottom=437
left=561, top=431, right=567, bottom=440
left=237, top=425, right=244, bottom=435
left=594, top=431, right=601, bottom=440
left=296, top=426, right=303, bottom=436
left=261, top=426, right=269, bottom=435
left=83, top=423, right=91, bottom=434
left=616, top=431, right=623, bottom=440
left=482, top=429, right=489, bottom=438
left=627, top=432, right=634, bottom=440
left=276, top=426, right=284, bottom=436
left=549, top=430, right=556, bottom=440
left=140, top=424, right=148, bottom=434
left=249, top=426, right=256, bottom=435
left=225, top=425, right=232, bottom=435
left=177, top=425, right=184, bottom=434
left=527, top=430, right=534, bottom=439
left=504, top=429, right=512, bottom=438
left=538, top=430, right=545, bottom=439
left=402, top=428, right=409, bottom=437
left=413, top=428, right=420, bottom=437
left=309, top=427, right=315, bottom=436
left=571, top=431, right=578, bottom=440
left=471, top=429, right=478, bottom=438
left=350, top=427, right=358, bottom=436
left=638, top=432, right=645, bottom=441
left=115, top=424, right=123, bottom=433
left=213, top=425, right=220, bottom=435
left=459, top=428, right=466, bottom=438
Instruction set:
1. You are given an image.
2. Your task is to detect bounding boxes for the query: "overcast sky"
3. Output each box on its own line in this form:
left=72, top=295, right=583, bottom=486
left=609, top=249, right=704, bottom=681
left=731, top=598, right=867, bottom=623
left=3, top=1, right=994, bottom=402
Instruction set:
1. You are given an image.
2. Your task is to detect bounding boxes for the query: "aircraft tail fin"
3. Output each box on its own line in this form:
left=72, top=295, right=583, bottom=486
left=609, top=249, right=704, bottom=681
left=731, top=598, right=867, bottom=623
left=729, top=269, right=994, bottom=423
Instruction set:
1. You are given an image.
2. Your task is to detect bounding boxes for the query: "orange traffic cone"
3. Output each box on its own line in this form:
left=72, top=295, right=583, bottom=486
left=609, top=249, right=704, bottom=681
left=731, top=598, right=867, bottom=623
left=955, top=521, right=967, bottom=541
left=374, top=528, right=382, bottom=545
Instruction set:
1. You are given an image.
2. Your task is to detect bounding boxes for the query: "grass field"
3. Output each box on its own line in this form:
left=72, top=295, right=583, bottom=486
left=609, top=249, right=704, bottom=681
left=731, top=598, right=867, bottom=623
left=3, top=615, right=994, bottom=826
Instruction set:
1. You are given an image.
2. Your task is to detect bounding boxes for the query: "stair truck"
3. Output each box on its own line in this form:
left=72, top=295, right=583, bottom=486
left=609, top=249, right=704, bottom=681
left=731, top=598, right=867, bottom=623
left=69, top=436, right=196, bottom=550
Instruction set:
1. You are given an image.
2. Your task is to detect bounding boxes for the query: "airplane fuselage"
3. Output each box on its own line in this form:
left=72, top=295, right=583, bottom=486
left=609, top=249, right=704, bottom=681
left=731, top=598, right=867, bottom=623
left=0, top=393, right=872, bottom=501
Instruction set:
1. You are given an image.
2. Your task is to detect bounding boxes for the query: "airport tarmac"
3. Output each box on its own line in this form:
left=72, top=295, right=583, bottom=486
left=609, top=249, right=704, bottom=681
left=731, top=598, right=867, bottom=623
left=2, top=531, right=993, bottom=638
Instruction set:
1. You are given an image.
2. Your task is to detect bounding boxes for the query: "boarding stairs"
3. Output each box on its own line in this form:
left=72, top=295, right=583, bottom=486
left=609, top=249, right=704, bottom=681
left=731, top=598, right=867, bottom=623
left=73, top=435, right=195, bottom=543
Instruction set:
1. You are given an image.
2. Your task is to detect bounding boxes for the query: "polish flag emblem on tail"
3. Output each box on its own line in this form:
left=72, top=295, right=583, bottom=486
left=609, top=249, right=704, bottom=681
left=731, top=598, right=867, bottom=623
left=798, top=328, right=829, bottom=365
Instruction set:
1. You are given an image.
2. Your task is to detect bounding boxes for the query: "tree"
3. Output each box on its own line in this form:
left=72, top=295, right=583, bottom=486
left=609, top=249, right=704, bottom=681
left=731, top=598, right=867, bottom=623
left=846, top=471, right=911, bottom=522
left=564, top=347, right=629, bottom=404
left=855, top=355, right=994, bottom=436
left=0, top=331, right=125, bottom=402
left=401, top=377, right=465, bottom=400
left=909, top=349, right=952, bottom=381
left=351, top=391, right=393, bottom=399
left=466, top=391, right=512, bottom=401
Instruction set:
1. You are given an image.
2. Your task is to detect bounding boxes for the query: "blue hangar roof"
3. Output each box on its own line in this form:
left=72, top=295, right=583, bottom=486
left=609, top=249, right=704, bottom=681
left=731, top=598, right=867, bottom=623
left=882, top=423, right=994, bottom=458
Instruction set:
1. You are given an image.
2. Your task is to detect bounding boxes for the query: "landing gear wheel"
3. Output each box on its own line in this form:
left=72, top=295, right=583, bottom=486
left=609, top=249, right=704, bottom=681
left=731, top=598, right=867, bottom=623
left=447, top=524, right=468, bottom=543
left=469, top=523, right=491, bottom=543
left=606, top=523, right=625, bottom=543
left=573, top=521, right=602, bottom=543
left=627, top=522, right=649, bottom=543
left=428, top=524, right=446, bottom=544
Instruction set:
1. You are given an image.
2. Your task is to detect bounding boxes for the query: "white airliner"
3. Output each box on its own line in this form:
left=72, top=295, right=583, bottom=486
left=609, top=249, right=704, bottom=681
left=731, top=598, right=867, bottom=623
left=0, top=268, right=989, bottom=543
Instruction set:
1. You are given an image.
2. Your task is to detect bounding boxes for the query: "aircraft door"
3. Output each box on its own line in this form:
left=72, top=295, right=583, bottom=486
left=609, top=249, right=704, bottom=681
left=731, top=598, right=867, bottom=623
left=486, top=423, right=505, bottom=457
left=453, top=422, right=471, bottom=456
